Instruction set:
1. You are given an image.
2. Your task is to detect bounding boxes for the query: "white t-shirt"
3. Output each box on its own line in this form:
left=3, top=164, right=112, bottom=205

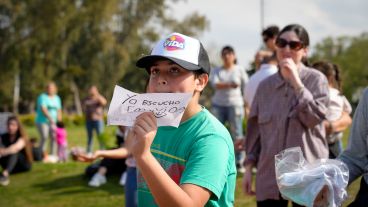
left=244, top=64, right=278, bottom=107
left=326, top=88, right=352, bottom=121
left=326, top=87, right=352, bottom=143
left=209, top=65, right=248, bottom=107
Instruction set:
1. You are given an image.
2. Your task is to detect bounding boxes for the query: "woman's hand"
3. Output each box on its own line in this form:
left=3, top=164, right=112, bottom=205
left=74, top=151, right=100, bottom=162
left=126, top=112, right=157, bottom=159
left=279, top=58, right=304, bottom=90
left=242, top=166, right=256, bottom=196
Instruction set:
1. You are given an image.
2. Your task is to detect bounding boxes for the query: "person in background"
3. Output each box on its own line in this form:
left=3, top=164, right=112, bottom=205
left=82, top=125, right=127, bottom=188
left=245, top=25, right=279, bottom=112
left=243, top=24, right=329, bottom=207
left=55, top=121, right=68, bottom=162
left=83, top=85, right=107, bottom=153
left=0, top=116, right=33, bottom=186
left=76, top=126, right=134, bottom=206
left=312, top=61, right=352, bottom=158
left=253, top=25, right=279, bottom=70
left=209, top=45, right=248, bottom=173
left=339, top=87, right=368, bottom=207
left=35, top=82, right=62, bottom=161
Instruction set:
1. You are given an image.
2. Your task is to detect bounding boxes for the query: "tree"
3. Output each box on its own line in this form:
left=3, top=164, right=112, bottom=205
left=0, top=0, right=209, bottom=113
left=310, top=33, right=368, bottom=104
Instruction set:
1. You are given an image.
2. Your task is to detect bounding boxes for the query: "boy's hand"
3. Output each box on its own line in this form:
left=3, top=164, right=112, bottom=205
left=126, top=112, right=157, bottom=158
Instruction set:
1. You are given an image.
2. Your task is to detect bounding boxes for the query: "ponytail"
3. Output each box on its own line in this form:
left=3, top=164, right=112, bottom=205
left=332, top=63, right=342, bottom=92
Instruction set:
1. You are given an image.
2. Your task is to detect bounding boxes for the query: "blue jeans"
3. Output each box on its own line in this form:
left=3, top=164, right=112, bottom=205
left=211, top=104, right=244, bottom=164
left=86, top=120, right=104, bottom=153
left=125, top=167, right=137, bottom=207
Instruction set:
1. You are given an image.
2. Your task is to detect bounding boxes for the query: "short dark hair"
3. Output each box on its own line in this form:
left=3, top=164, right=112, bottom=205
left=221, top=45, right=237, bottom=64
left=221, top=45, right=235, bottom=55
left=312, top=61, right=342, bottom=91
left=56, top=121, right=64, bottom=128
left=262, top=25, right=279, bottom=38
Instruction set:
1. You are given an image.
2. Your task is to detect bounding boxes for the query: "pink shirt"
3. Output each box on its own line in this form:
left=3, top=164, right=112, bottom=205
left=245, top=65, right=330, bottom=201
left=56, top=127, right=67, bottom=146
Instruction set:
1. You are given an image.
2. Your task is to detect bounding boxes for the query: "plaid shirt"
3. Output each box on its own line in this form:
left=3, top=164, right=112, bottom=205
left=245, top=65, right=329, bottom=201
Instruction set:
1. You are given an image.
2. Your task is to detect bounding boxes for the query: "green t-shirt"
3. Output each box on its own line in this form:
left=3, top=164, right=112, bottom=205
left=137, top=108, right=236, bottom=207
left=35, top=93, right=62, bottom=124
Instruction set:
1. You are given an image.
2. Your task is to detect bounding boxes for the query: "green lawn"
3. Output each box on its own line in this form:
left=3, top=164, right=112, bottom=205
left=0, top=125, right=361, bottom=206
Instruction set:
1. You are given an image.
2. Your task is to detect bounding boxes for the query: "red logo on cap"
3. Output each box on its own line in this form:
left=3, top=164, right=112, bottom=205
left=163, top=35, right=185, bottom=51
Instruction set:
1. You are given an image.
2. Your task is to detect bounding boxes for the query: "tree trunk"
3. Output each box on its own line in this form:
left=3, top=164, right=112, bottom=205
left=13, top=73, right=20, bottom=114
left=70, top=81, right=82, bottom=115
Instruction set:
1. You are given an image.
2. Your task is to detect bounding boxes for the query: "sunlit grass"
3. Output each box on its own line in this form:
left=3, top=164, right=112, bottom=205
left=0, top=125, right=360, bottom=206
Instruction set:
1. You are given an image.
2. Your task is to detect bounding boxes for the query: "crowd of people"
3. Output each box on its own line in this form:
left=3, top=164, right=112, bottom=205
left=0, top=23, right=367, bottom=207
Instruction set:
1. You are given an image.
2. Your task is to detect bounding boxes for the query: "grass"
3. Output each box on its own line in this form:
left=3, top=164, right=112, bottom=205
left=0, top=125, right=361, bottom=206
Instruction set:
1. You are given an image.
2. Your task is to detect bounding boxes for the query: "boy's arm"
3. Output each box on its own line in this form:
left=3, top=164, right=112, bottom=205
left=127, top=112, right=211, bottom=207
left=136, top=152, right=211, bottom=207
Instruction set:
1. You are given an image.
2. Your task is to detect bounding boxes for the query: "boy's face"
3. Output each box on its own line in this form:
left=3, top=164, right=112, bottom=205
left=147, top=60, right=207, bottom=94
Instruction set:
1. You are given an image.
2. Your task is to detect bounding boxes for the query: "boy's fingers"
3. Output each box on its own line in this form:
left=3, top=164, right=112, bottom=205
left=135, top=112, right=157, bottom=131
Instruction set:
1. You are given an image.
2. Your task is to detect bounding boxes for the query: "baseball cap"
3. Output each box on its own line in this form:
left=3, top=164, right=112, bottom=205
left=136, top=32, right=210, bottom=74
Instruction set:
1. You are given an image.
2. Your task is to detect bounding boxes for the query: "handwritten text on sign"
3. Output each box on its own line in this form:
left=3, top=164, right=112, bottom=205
left=107, top=85, right=191, bottom=127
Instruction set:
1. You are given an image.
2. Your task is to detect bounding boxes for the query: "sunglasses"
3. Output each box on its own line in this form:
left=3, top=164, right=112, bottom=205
left=275, top=38, right=304, bottom=51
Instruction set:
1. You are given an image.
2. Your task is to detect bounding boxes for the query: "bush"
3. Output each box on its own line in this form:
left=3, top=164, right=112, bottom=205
left=19, top=114, right=36, bottom=127
left=19, top=113, right=86, bottom=127
left=72, top=115, right=85, bottom=126
left=98, top=131, right=115, bottom=149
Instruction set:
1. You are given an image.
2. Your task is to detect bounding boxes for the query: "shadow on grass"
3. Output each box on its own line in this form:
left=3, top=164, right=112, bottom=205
left=32, top=173, right=124, bottom=196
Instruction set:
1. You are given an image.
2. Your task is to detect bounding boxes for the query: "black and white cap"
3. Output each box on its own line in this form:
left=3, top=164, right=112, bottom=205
left=136, top=32, right=210, bottom=74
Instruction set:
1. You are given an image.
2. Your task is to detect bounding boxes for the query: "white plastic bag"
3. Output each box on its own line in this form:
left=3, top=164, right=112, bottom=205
left=275, top=147, right=349, bottom=207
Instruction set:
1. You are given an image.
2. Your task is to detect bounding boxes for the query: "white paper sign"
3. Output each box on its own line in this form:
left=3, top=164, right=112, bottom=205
left=107, top=85, right=192, bottom=127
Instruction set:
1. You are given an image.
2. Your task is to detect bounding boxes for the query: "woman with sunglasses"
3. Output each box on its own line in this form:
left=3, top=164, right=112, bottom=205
left=242, top=24, right=330, bottom=207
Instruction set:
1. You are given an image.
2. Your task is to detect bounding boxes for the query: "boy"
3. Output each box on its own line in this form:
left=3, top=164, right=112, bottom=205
left=125, top=32, right=236, bottom=206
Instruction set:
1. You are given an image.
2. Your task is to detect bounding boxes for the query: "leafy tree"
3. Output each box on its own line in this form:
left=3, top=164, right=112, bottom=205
left=310, top=33, right=368, bottom=104
left=0, top=0, right=209, bottom=113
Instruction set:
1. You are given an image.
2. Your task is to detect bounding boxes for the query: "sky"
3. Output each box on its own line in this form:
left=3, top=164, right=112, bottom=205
left=171, top=0, right=368, bottom=68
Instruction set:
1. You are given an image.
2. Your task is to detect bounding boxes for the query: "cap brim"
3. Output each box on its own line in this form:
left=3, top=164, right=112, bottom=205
left=136, top=55, right=201, bottom=71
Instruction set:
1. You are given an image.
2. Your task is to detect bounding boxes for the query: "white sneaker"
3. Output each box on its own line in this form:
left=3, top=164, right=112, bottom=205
left=88, top=173, right=107, bottom=187
left=119, top=172, right=127, bottom=186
